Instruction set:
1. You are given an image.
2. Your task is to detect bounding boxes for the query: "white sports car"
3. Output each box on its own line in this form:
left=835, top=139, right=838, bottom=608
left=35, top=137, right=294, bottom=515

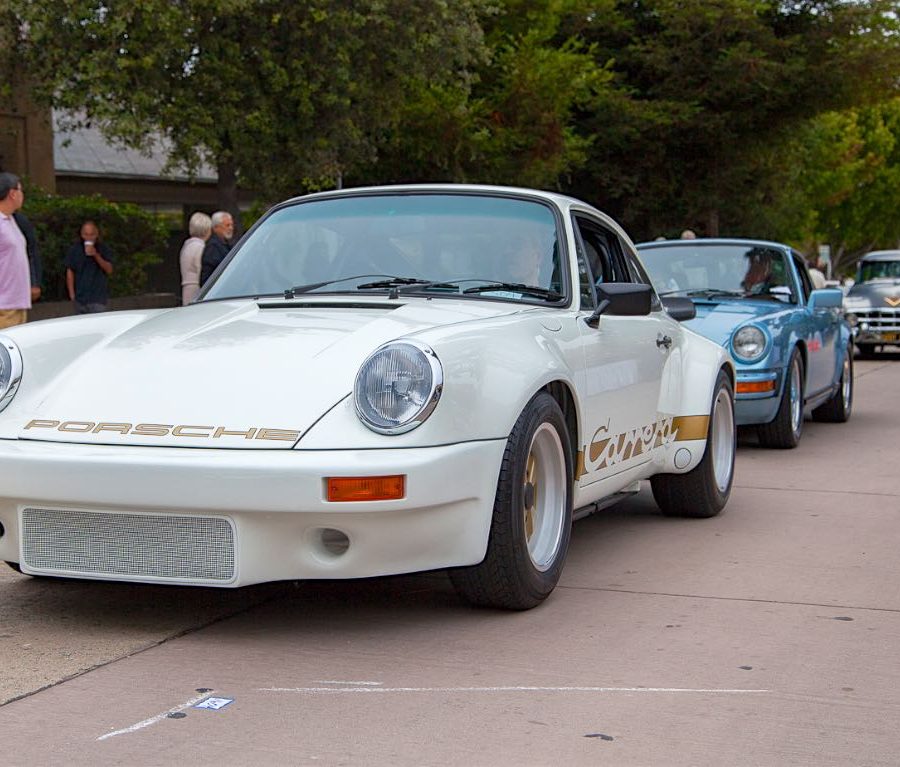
left=0, top=185, right=735, bottom=609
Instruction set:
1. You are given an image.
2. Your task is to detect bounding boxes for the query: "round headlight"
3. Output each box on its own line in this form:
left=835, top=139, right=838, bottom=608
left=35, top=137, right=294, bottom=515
left=0, top=335, right=23, bottom=413
left=354, top=341, right=443, bottom=434
left=732, top=326, right=767, bottom=362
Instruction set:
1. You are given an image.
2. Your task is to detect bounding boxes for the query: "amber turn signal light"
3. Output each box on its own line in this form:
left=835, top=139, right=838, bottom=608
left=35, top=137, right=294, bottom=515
left=736, top=380, right=776, bottom=394
left=327, top=475, right=405, bottom=502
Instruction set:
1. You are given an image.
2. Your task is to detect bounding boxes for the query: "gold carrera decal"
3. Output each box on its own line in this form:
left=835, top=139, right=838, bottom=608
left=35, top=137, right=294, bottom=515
left=577, top=414, right=710, bottom=476
left=23, top=419, right=300, bottom=442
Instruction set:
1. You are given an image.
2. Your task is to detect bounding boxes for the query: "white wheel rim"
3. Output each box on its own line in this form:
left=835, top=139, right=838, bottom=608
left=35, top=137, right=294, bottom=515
left=842, top=354, right=852, bottom=411
left=711, top=388, right=735, bottom=492
left=523, top=423, right=566, bottom=572
left=789, top=359, right=802, bottom=435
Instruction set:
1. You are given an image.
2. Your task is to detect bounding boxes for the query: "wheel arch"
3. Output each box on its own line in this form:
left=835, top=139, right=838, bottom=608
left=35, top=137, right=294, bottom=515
left=541, top=380, right=579, bottom=463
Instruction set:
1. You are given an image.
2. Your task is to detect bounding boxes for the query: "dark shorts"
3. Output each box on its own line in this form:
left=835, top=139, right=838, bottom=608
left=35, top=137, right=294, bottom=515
left=75, top=302, right=107, bottom=314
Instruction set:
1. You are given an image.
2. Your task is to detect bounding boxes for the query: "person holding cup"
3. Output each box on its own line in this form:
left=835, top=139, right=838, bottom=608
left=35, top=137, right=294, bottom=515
left=65, top=220, right=114, bottom=314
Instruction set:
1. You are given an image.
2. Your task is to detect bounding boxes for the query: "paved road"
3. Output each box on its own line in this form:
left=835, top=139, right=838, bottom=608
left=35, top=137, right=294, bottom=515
left=1, top=356, right=898, bottom=765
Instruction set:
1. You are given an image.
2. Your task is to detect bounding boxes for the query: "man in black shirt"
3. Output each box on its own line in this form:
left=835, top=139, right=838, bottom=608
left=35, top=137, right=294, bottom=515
left=65, top=220, right=114, bottom=313
left=199, top=210, right=234, bottom=286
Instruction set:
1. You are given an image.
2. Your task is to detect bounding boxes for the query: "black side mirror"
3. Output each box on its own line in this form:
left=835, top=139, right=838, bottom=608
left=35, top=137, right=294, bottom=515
left=585, top=283, right=652, bottom=327
left=660, top=296, right=696, bottom=322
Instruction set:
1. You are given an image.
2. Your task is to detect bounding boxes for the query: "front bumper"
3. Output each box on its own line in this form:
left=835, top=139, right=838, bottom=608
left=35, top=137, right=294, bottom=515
left=0, top=438, right=506, bottom=586
left=734, top=370, right=782, bottom=426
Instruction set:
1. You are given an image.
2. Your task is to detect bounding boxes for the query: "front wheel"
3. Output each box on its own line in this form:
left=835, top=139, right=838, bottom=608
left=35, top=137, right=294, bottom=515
left=449, top=392, right=573, bottom=610
left=757, top=348, right=804, bottom=449
left=812, top=348, right=853, bottom=423
left=651, top=369, right=735, bottom=518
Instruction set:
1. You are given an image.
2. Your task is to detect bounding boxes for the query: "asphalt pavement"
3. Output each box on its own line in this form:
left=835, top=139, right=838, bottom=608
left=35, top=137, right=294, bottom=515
left=0, top=354, right=898, bottom=766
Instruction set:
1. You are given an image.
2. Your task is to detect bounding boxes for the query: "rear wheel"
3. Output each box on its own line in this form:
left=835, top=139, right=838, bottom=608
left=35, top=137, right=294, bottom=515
left=812, top=348, right=853, bottom=423
left=651, top=369, right=735, bottom=518
left=758, top=348, right=804, bottom=449
left=449, top=392, right=573, bottom=610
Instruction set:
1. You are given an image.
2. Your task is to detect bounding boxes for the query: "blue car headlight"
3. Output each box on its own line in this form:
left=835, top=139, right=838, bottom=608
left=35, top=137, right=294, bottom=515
left=0, top=335, right=23, bottom=413
left=354, top=340, right=443, bottom=434
left=732, top=325, right=768, bottom=362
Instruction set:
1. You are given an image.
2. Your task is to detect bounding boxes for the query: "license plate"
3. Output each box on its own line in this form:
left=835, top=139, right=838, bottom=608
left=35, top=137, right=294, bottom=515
left=880, top=332, right=899, bottom=342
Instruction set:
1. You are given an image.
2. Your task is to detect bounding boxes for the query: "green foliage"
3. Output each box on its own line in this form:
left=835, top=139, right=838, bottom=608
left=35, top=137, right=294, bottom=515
left=23, top=189, right=167, bottom=300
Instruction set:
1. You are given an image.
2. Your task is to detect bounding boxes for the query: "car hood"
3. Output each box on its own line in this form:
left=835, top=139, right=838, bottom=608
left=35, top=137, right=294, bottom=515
left=845, top=281, right=900, bottom=308
left=8, top=298, right=525, bottom=449
left=683, top=301, right=786, bottom=346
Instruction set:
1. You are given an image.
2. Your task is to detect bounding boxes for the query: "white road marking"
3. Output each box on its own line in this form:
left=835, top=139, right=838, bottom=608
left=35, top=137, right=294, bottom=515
left=261, top=685, right=768, bottom=694
left=313, top=680, right=383, bottom=686
left=96, top=691, right=212, bottom=741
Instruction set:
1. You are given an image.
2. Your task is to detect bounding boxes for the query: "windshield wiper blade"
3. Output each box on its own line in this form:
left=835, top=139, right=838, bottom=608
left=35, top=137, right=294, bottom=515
left=463, top=282, right=563, bottom=301
left=356, top=276, right=431, bottom=289
left=285, top=274, right=398, bottom=297
left=684, top=288, right=747, bottom=298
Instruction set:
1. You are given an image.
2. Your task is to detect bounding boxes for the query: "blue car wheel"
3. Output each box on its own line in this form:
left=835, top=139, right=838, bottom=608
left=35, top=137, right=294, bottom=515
left=758, top=348, right=804, bottom=449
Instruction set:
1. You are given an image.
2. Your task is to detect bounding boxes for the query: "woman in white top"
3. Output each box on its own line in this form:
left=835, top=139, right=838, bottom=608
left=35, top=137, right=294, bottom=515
left=179, top=212, right=212, bottom=304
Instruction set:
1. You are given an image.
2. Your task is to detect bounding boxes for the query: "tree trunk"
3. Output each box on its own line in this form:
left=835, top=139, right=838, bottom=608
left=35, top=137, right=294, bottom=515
left=706, top=208, right=720, bottom=238
left=216, top=158, right=242, bottom=238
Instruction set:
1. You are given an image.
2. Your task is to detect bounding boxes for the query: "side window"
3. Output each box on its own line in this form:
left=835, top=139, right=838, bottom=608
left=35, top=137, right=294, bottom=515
left=621, top=243, right=663, bottom=311
left=573, top=215, right=624, bottom=310
left=792, top=254, right=813, bottom=303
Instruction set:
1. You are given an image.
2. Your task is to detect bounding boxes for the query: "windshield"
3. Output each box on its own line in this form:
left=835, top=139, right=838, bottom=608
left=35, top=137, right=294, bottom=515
left=202, top=193, right=565, bottom=303
left=858, top=260, right=900, bottom=282
left=638, top=243, right=795, bottom=302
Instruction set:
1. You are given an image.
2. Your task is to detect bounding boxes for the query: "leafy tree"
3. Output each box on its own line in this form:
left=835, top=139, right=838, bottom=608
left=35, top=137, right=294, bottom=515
left=12, top=0, right=488, bottom=223
left=571, top=0, right=900, bottom=239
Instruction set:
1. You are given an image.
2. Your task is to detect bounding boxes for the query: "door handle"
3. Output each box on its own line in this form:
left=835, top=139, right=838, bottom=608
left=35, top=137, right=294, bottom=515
left=656, top=334, right=672, bottom=350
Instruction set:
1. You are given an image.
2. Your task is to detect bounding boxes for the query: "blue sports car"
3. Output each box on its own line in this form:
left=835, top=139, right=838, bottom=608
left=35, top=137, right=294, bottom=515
left=637, top=238, right=853, bottom=448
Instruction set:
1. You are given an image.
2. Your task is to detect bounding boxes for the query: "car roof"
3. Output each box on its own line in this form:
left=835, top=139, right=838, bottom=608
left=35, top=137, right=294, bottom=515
left=860, top=250, right=900, bottom=262
left=279, top=183, right=586, bottom=210
left=635, top=237, right=791, bottom=251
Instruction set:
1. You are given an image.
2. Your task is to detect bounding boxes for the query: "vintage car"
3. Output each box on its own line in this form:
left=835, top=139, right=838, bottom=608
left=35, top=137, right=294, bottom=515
left=842, top=249, right=900, bottom=356
left=0, top=185, right=736, bottom=610
left=637, top=238, right=853, bottom=449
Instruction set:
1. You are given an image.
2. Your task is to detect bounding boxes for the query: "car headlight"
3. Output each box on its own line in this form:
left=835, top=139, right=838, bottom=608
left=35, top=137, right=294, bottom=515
left=354, top=340, right=443, bottom=434
left=732, top=325, right=768, bottom=362
left=0, top=335, right=23, bottom=413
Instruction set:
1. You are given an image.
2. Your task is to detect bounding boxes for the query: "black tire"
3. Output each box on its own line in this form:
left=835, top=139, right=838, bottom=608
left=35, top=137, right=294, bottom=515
left=812, top=348, right=853, bottom=423
left=449, top=392, right=573, bottom=610
left=651, top=369, right=735, bottom=518
left=856, top=343, right=877, bottom=359
left=757, top=348, right=804, bottom=449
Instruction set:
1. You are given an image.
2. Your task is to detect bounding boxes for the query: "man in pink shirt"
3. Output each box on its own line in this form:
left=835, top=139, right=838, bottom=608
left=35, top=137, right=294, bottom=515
left=0, top=172, right=31, bottom=330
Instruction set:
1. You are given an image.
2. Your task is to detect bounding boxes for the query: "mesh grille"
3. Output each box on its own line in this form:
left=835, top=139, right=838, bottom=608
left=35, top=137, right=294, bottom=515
left=21, top=508, right=235, bottom=582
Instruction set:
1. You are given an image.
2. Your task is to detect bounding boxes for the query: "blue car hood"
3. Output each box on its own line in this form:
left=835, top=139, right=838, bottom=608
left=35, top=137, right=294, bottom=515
left=684, top=301, right=783, bottom=346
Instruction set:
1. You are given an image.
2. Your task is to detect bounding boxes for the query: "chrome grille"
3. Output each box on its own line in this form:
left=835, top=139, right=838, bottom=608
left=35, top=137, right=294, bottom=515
left=854, top=308, right=900, bottom=332
left=21, top=508, right=235, bottom=582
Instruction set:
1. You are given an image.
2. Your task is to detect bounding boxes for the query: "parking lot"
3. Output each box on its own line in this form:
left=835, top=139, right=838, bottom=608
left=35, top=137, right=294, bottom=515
left=0, top=354, right=898, bottom=766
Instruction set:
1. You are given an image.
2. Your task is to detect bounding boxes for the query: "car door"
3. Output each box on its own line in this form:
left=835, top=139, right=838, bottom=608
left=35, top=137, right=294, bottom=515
left=572, top=214, right=680, bottom=488
left=792, top=251, right=838, bottom=396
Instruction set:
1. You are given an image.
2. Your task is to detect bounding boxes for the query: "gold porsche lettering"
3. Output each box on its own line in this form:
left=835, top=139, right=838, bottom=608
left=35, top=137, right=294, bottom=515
left=92, top=422, right=132, bottom=435
left=24, top=419, right=300, bottom=442
left=171, top=425, right=214, bottom=438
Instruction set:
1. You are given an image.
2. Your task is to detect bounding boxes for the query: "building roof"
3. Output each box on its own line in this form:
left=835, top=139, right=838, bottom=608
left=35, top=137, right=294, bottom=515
left=53, top=110, right=216, bottom=183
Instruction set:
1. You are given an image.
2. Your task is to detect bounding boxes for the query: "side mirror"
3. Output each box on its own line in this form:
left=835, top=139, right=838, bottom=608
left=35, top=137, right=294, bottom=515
left=660, top=296, right=696, bottom=321
left=809, top=288, right=843, bottom=310
left=586, top=283, right=652, bottom=327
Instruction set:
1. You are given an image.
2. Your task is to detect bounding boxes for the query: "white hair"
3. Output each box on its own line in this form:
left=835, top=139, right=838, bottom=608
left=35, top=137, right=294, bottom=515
left=211, top=210, right=232, bottom=228
left=188, top=212, right=212, bottom=238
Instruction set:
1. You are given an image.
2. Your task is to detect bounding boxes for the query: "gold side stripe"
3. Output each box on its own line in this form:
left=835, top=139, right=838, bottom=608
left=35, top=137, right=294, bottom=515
left=671, top=415, right=709, bottom=441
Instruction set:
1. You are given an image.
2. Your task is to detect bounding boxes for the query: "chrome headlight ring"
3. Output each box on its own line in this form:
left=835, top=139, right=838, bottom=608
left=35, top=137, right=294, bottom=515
left=731, top=325, right=769, bottom=363
left=0, top=335, right=23, bottom=413
left=354, top=340, right=443, bottom=435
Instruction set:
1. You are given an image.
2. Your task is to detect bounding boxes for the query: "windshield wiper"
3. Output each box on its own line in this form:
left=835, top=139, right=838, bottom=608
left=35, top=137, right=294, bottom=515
left=463, top=282, right=563, bottom=301
left=356, top=276, right=432, bottom=289
left=685, top=288, right=747, bottom=298
left=284, top=274, right=401, bottom=297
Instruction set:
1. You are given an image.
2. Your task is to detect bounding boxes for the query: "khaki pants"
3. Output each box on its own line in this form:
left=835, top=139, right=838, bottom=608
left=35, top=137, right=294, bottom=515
left=0, top=309, right=27, bottom=330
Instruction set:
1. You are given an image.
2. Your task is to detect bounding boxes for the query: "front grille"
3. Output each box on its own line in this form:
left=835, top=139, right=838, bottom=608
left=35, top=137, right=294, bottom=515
left=854, top=308, right=900, bottom=332
left=21, top=508, right=235, bottom=582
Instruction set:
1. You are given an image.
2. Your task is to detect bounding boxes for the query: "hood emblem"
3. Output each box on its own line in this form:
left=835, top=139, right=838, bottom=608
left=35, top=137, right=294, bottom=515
left=886, top=296, right=900, bottom=307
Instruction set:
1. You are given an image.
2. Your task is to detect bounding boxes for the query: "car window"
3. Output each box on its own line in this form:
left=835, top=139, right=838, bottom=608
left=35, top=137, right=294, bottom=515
left=620, top=239, right=663, bottom=311
left=572, top=215, right=632, bottom=310
left=792, top=253, right=813, bottom=302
